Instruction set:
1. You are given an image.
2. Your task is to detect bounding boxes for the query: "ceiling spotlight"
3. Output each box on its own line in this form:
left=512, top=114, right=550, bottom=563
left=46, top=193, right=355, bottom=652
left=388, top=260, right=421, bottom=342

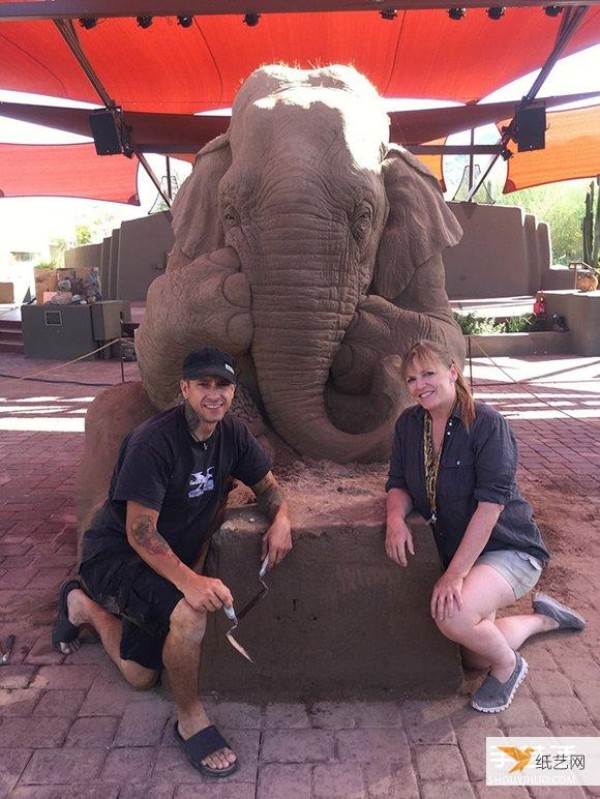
left=177, top=15, right=194, bottom=27
left=380, top=9, right=397, bottom=20
left=448, top=7, right=466, bottom=20
left=79, top=17, right=97, bottom=30
left=243, top=13, right=260, bottom=26
left=544, top=5, right=563, bottom=16
left=136, top=16, right=153, bottom=29
left=487, top=6, right=505, bottom=19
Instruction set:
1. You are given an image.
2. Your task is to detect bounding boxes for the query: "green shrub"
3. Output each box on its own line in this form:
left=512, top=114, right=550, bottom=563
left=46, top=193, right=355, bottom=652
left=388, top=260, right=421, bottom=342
left=453, top=312, right=504, bottom=335
left=454, top=312, right=541, bottom=335
left=503, top=314, right=535, bottom=333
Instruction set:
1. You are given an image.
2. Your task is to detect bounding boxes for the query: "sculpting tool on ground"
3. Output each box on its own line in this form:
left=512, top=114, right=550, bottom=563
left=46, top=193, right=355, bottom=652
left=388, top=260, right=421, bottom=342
left=0, top=634, right=15, bottom=665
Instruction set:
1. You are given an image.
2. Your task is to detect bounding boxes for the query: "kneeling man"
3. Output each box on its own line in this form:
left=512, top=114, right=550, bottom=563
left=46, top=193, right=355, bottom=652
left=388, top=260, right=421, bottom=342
left=53, top=347, right=292, bottom=777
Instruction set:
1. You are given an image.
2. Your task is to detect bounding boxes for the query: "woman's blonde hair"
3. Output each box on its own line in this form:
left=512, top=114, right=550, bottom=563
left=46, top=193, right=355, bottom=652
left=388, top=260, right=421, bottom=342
left=400, top=340, right=475, bottom=428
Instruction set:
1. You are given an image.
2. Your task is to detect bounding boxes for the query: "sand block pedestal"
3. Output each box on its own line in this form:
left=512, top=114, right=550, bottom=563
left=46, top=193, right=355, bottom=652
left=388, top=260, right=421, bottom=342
left=201, top=486, right=463, bottom=701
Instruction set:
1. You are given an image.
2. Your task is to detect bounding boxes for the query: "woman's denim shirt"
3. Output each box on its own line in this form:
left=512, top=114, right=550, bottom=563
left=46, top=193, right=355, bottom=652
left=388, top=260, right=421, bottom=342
left=386, top=400, right=549, bottom=568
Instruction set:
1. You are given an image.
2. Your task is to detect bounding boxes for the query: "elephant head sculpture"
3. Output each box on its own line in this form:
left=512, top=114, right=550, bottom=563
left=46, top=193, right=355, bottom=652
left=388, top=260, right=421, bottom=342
left=135, top=64, right=464, bottom=463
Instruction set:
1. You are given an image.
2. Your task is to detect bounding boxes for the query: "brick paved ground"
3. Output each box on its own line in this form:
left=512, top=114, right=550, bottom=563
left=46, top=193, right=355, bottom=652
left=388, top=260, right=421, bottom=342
left=0, top=350, right=599, bottom=799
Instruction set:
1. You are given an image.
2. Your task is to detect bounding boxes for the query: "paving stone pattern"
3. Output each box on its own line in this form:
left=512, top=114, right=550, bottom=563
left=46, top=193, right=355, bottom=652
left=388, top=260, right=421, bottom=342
left=1, top=352, right=599, bottom=798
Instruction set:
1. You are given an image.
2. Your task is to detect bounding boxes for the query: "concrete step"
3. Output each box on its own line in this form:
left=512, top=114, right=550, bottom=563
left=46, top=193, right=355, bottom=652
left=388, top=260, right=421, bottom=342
left=0, top=340, right=24, bottom=353
left=0, top=319, right=24, bottom=353
left=0, top=319, right=22, bottom=331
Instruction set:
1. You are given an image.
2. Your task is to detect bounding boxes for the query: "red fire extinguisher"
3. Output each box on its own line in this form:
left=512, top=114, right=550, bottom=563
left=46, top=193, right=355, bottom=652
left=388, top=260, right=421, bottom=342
left=533, top=291, right=546, bottom=317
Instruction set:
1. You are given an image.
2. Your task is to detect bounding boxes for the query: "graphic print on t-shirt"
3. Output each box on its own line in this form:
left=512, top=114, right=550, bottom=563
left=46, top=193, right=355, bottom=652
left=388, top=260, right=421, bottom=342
left=188, top=467, right=214, bottom=498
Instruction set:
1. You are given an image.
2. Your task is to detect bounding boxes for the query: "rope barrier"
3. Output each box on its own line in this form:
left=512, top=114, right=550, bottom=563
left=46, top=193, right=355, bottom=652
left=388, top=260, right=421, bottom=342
left=0, top=338, right=124, bottom=388
left=1, top=325, right=598, bottom=432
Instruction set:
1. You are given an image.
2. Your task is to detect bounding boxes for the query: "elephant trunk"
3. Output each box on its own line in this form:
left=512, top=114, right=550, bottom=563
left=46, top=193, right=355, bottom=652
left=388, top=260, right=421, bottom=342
left=247, top=241, right=399, bottom=463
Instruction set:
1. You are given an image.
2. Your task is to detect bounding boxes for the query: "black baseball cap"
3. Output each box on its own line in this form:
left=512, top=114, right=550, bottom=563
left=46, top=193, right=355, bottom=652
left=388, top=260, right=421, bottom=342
left=181, top=348, right=237, bottom=384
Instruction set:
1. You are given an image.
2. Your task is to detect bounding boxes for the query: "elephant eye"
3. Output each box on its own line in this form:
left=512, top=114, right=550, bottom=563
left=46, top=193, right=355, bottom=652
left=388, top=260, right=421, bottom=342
left=352, top=203, right=373, bottom=242
left=222, top=205, right=240, bottom=228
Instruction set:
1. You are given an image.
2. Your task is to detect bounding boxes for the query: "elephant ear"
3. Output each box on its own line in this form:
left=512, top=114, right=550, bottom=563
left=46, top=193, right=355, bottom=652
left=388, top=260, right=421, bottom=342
left=373, top=145, right=462, bottom=301
left=169, top=133, right=232, bottom=267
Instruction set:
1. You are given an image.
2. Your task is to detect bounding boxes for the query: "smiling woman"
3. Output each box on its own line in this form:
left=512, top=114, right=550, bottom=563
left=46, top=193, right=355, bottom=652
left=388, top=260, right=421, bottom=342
left=403, top=358, right=460, bottom=423
left=385, top=339, right=585, bottom=714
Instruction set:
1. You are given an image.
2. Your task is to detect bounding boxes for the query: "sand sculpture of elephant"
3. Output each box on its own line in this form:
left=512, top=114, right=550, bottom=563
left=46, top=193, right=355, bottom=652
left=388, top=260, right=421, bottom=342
left=135, top=64, right=464, bottom=459
left=78, top=64, right=464, bottom=527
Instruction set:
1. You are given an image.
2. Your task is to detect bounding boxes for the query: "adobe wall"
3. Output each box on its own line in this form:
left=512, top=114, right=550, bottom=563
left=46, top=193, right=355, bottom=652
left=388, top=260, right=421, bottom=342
left=65, top=212, right=173, bottom=301
left=445, top=202, right=571, bottom=299
left=116, top=212, right=173, bottom=300
left=64, top=242, right=102, bottom=272
left=544, top=290, right=600, bottom=356
left=64, top=204, right=572, bottom=304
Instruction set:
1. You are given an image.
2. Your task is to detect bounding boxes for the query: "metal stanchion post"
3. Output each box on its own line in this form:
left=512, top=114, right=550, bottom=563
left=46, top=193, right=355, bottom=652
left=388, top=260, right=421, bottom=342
left=468, top=336, right=473, bottom=391
left=119, top=313, right=125, bottom=383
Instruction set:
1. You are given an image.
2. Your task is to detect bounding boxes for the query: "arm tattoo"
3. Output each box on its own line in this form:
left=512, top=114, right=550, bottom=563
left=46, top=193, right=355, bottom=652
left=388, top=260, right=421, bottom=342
left=130, top=514, right=170, bottom=556
left=255, top=482, right=285, bottom=523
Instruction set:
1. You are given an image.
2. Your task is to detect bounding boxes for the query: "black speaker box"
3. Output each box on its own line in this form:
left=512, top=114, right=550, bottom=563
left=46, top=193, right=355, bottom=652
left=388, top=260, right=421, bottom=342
left=89, top=109, right=123, bottom=155
left=515, top=103, right=546, bottom=152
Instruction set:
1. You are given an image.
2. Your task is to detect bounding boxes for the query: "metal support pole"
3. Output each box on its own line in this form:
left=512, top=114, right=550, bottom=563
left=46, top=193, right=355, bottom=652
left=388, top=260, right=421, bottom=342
left=468, top=336, right=473, bottom=392
left=468, top=128, right=475, bottom=191
left=166, top=156, right=173, bottom=200
left=136, top=152, right=171, bottom=207
left=119, top=312, right=125, bottom=383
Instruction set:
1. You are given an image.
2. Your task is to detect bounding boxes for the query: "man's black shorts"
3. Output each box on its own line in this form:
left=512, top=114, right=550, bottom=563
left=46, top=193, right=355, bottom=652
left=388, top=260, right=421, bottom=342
left=79, top=552, right=183, bottom=670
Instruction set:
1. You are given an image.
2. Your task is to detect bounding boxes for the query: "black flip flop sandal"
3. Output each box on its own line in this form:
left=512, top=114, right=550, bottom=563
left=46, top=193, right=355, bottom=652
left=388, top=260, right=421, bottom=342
left=52, top=579, right=82, bottom=653
left=173, top=722, right=238, bottom=778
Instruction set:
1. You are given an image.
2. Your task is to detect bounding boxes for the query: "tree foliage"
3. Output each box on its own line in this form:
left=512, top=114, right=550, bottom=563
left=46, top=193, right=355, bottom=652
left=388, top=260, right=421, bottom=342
left=74, top=224, right=93, bottom=246
left=582, top=176, right=600, bottom=269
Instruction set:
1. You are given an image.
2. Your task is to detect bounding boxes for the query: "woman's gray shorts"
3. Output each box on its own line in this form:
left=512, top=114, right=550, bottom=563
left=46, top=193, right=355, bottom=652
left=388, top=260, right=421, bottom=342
left=474, top=549, right=543, bottom=599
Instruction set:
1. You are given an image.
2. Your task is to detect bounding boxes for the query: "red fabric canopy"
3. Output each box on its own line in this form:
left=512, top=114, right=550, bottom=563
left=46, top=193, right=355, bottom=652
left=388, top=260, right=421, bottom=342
left=1, top=8, right=599, bottom=111
left=2, top=91, right=598, bottom=152
left=0, top=142, right=140, bottom=203
left=503, top=104, right=600, bottom=193
left=1, top=6, right=600, bottom=201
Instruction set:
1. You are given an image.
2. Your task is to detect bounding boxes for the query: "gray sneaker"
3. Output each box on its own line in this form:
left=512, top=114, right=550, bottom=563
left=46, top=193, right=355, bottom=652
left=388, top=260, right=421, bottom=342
left=532, top=592, right=586, bottom=631
left=470, top=652, right=528, bottom=713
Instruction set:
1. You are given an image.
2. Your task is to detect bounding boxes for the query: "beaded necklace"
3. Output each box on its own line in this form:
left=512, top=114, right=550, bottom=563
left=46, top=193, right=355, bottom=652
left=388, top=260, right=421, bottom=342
left=423, top=401, right=460, bottom=526
left=423, top=412, right=441, bottom=525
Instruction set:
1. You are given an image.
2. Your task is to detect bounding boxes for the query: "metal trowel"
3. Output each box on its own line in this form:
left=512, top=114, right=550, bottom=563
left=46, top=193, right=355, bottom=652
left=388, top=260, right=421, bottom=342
left=224, top=555, right=270, bottom=662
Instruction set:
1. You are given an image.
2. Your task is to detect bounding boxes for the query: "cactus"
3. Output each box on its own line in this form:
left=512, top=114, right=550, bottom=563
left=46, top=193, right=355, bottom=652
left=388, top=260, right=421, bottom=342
left=582, top=175, right=600, bottom=271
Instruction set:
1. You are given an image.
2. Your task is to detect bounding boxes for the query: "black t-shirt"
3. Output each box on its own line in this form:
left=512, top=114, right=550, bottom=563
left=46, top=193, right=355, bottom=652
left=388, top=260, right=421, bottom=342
left=386, top=400, right=549, bottom=568
left=81, top=406, right=271, bottom=567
